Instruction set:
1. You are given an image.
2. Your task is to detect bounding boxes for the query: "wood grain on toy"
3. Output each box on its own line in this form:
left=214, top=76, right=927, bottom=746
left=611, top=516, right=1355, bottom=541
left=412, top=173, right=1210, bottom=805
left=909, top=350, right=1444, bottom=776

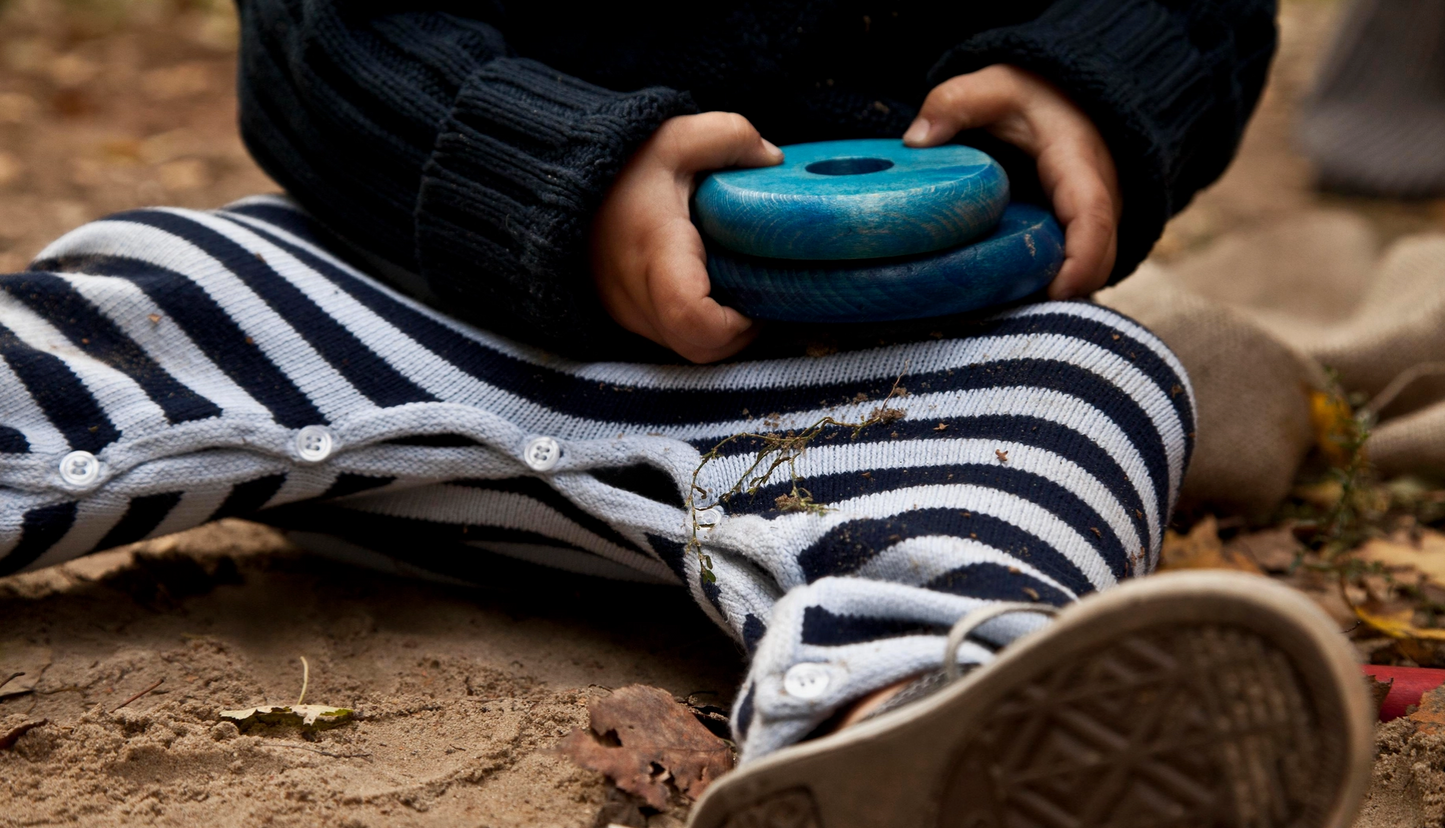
left=706, top=203, right=1063, bottom=323
left=695, top=139, right=1009, bottom=261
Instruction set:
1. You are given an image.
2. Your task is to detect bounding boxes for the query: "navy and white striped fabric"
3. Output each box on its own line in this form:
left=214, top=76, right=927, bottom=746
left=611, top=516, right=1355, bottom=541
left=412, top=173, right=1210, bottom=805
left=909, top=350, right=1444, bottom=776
left=0, top=197, right=1195, bottom=759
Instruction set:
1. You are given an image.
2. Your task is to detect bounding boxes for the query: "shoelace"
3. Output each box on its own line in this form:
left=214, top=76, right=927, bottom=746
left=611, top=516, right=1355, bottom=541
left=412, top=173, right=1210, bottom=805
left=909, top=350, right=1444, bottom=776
left=862, top=602, right=1061, bottom=723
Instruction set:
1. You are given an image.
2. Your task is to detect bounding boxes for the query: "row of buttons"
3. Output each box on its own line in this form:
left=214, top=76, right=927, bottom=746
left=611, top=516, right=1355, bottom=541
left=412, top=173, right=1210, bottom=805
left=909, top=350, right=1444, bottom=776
left=55, top=426, right=341, bottom=487
left=55, top=430, right=564, bottom=487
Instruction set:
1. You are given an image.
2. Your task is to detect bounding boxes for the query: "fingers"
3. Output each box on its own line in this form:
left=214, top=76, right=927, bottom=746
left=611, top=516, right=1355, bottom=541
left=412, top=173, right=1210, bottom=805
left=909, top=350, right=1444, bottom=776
left=594, top=210, right=755, bottom=363
left=644, top=223, right=756, bottom=362
left=652, top=111, right=784, bottom=174
left=1034, top=124, right=1120, bottom=298
left=904, top=65, right=1121, bottom=297
left=903, top=66, right=1027, bottom=148
left=592, top=112, right=773, bottom=362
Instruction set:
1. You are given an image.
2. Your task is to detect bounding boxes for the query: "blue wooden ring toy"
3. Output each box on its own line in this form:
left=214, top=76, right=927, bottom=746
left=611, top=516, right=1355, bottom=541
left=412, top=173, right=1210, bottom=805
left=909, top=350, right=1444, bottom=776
left=705, top=203, right=1063, bottom=323
left=694, top=139, right=1009, bottom=261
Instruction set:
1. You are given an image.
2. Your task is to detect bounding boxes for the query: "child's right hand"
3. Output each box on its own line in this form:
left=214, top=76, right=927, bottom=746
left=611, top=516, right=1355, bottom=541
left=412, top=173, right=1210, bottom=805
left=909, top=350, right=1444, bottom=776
left=590, top=112, right=782, bottom=363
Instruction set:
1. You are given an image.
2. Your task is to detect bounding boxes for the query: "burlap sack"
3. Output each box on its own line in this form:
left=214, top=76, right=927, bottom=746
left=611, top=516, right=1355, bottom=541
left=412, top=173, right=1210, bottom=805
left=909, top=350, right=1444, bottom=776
left=1099, top=210, right=1445, bottom=515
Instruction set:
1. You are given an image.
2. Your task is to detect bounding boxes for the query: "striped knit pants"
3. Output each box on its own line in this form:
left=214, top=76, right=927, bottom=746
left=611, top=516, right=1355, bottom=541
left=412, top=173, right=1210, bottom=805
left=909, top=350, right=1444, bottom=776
left=0, top=197, right=1194, bottom=760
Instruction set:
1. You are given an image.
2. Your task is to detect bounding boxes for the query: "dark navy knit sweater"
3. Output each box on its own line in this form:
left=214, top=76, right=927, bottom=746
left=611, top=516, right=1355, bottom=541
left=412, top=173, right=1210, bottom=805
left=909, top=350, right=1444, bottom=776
left=235, top=0, right=1277, bottom=358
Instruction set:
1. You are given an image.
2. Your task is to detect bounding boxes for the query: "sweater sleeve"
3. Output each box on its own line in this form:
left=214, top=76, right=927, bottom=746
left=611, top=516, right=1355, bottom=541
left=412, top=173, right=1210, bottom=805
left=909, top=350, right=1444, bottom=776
left=234, top=0, right=696, bottom=354
left=932, top=0, right=1277, bottom=283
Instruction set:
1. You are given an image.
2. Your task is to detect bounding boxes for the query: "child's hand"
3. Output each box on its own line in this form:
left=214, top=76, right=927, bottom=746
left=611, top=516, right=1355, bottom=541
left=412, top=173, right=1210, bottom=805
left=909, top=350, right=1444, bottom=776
left=904, top=65, right=1121, bottom=300
left=591, top=112, right=783, bottom=363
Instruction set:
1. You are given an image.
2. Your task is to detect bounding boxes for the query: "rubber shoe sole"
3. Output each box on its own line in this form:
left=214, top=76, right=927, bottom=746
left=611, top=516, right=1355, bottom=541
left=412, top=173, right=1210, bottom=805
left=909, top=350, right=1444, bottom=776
left=687, top=571, right=1374, bottom=828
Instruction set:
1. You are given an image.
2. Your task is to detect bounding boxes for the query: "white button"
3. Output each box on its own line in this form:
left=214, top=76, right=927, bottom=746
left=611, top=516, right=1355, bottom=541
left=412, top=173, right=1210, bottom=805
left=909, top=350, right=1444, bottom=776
left=523, top=436, right=561, bottom=471
left=295, top=425, right=335, bottom=462
left=58, top=450, right=101, bottom=486
left=783, top=663, right=832, bottom=700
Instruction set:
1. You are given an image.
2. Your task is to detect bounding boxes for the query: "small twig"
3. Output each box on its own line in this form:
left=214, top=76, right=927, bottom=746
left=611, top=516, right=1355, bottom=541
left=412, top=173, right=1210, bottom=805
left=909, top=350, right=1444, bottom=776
left=296, top=656, right=310, bottom=706
left=263, top=742, right=371, bottom=760
left=112, top=677, right=164, bottom=713
left=1363, top=361, right=1445, bottom=418
left=685, top=367, right=910, bottom=581
left=0, top=719, right=47, bottom=750
left=0, top=672, right=23, bottom=693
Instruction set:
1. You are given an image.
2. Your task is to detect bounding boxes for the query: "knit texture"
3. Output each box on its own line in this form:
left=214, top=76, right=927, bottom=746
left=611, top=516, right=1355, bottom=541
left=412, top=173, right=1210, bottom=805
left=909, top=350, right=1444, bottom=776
left=0, top=198, right=1194, bottom=761
left=235, top=0, right=1277, bottom=358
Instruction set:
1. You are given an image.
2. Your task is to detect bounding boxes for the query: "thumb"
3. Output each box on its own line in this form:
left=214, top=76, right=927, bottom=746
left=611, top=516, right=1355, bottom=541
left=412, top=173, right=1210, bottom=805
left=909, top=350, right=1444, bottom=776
left=903, top=67, right=1023, bottom=148
left=657, top=111, right=784, bottom=173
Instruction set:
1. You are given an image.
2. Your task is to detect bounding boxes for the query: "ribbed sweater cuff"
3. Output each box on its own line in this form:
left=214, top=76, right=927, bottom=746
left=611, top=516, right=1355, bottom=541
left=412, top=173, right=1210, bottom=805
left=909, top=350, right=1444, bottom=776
left=415, top=58, right=696, bottom=351
left=932, top=6, right=1192, bottom=283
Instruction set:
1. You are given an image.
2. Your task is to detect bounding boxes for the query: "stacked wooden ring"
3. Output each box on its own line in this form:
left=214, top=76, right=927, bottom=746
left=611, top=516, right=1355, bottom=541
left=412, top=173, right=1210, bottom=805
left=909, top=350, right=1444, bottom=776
left=695, top=139, right=1064, bottom=323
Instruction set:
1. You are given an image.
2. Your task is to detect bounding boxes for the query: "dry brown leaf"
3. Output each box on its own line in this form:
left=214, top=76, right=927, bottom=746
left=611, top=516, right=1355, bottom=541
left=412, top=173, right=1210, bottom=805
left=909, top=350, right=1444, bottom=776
left=1274, top=567, right=1359, bottom=628
left=559, top=684, right=733, bottom=810
left=1159, top=515, right=1262, bottom=574
left=1355, top=529, right=1445, bottom=589
left=1368, top=674, right=1395, bottom=718
left=1225, top=526, right=1302, bottom=573
left=1411, top=685, right=1445, bottom=735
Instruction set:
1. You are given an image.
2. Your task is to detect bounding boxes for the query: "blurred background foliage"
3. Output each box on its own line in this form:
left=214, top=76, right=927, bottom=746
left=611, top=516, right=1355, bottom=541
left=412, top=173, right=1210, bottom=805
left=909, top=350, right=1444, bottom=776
left=0, top=0, right=265, bottom=272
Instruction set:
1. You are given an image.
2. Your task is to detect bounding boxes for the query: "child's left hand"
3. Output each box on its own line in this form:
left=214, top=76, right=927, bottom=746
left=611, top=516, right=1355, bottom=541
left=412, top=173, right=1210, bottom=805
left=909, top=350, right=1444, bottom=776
left=904, top=65, right=1121, bottom=300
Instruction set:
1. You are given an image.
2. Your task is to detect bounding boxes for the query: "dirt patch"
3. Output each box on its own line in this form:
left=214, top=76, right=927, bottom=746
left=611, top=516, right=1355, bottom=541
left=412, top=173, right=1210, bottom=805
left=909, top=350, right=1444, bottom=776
left=1358, top=720, right=1445, bottom=828
left=1, top=522, right=742, bottom=827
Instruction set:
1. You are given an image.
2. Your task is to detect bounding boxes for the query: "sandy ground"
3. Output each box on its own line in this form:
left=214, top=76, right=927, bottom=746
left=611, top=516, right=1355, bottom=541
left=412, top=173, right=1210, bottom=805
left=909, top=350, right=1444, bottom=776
left=3, top=1, right=1445, bottom=826
left=2, top=523, right=741, bottom=827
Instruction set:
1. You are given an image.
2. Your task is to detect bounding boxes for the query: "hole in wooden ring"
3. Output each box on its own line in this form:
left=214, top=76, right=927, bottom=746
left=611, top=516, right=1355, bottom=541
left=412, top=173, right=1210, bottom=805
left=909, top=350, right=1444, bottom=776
left=804, top=157, right=895, bottom=176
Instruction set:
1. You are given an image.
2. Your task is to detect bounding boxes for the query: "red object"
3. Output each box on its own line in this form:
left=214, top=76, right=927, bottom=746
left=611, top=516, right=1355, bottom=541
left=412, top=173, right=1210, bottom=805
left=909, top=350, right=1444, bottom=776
left=1361, top=665, right=1445, bottom=721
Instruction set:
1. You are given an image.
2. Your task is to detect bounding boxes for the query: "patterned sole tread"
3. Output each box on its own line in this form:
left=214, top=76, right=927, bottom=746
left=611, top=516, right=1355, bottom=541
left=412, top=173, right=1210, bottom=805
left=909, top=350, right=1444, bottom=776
left=720, top=624, right=1342, bottom=828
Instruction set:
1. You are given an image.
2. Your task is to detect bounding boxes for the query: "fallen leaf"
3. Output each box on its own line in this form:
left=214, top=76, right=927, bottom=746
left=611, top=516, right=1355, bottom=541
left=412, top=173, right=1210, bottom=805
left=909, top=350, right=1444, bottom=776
left=1355, top=530, right=1445, bottom=589
left=593, top=786, right=647, bottom=828
left=1225, top=526, right=1302, bottom=573
left=1158, top=515, right=1262, bottom=574
left=1309, top=389, right=1360, bottom=468
left=559, top=685, right=733, bottom=810
left=1275, top=567, right=1359, bottom=628
left=218, top=704, right=354, bottom=730
left=1352, top=604, right=1445, bottom=641
left=1367, top=674, right=1394, bottom=718
left=1411, top=685, right=1445, bottom=735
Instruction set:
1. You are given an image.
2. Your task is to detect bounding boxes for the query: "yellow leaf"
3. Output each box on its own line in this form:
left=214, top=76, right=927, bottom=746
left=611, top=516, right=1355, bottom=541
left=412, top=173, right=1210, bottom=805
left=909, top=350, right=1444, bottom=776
left=1353, top=605, right=1445, bottom=641
left=1309, top=389, right=1361, bottom=468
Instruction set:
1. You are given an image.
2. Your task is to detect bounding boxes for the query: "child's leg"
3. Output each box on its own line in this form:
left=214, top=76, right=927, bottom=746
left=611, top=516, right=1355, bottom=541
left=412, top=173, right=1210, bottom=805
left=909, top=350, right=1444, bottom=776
left=681, top=307, right=1194, bottom=758
left=0, top=199, right=1191, bottom=764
